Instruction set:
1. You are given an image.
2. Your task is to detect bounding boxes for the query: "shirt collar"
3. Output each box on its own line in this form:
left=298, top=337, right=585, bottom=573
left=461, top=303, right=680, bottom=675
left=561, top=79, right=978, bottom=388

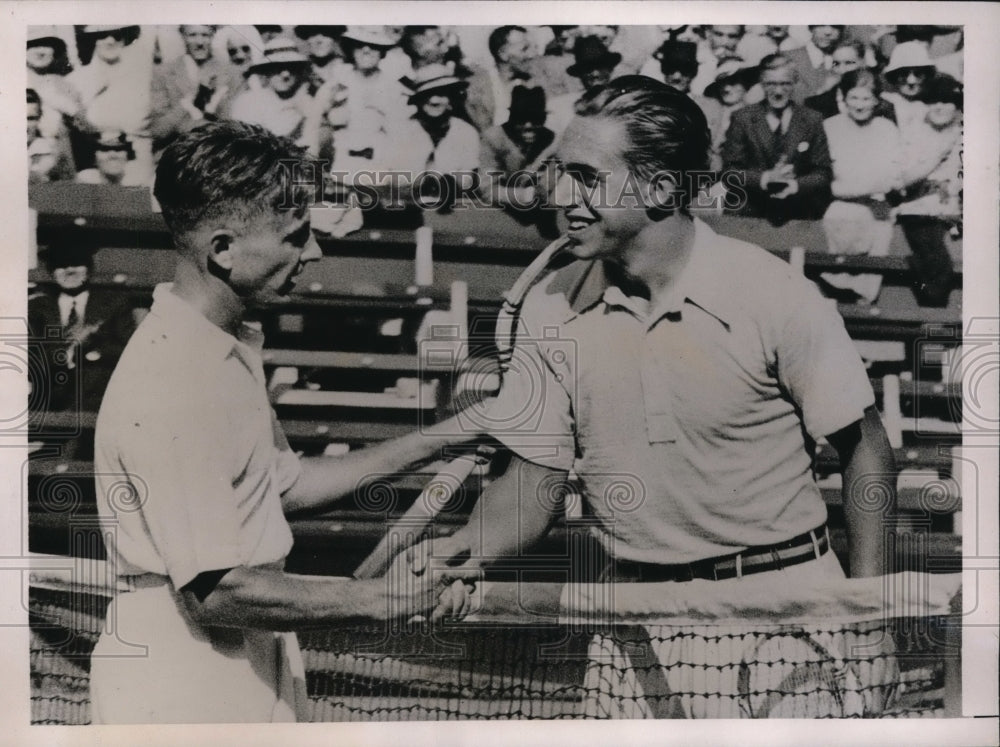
left=559, top=218, right=737, bottom=329
left=148, top=283, right=266, bottom=379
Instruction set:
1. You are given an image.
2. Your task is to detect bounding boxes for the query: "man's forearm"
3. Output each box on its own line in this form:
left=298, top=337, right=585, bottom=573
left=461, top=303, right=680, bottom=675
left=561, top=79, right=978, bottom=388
left=281, top=415, right=479, bottom=514
left=834, top=407, right=897, bottom=577
left=449, top=453, right=566, bottom=567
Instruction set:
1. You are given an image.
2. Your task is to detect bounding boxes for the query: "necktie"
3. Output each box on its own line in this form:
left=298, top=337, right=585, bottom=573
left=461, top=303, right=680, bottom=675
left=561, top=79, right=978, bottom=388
left=66, top=299, right=79, bottom=329
left=771, top=122, right=784, bottom=162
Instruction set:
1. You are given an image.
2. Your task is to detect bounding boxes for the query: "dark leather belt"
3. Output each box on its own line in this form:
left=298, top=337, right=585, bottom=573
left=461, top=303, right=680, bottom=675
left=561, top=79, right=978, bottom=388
left=608, top=525, right=829, bottom=583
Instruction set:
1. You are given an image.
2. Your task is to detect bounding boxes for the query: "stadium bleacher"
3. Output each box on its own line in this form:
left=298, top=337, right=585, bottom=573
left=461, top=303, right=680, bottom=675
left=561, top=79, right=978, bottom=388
left=27, top=182, right=964, bottom=582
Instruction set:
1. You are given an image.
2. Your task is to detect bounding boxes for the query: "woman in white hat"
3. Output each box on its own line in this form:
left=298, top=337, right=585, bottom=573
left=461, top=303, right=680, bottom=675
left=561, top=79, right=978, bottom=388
left=229, top=37, right=316, bottom=141
left=76, top=130, right=146, bottom=186
left=70, top=25, right=155, bottom=184
left=881, top=41, right=937, bottom=133
left=312, top=26, right=410, bottom=174
left=387, top=65, right=479, bottom=195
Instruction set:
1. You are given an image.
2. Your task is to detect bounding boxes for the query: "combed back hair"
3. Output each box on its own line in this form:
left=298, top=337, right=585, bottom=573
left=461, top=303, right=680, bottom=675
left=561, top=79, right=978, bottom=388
left=574, top=75, right=711, bottom=206
left=488, top=25, right=526, bottom=61
left=759, top=53, right=795, bottom=76
left=154, top=121, right=315, bottom=238
left=838, top=68, right=881, bottom=98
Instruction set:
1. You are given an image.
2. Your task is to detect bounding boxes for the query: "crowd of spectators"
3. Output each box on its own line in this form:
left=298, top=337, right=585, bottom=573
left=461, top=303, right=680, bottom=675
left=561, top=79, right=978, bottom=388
left=27, top=24, right=963, bottom=305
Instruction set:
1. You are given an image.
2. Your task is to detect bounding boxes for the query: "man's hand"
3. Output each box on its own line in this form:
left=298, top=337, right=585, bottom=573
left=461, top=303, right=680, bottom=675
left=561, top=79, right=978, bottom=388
left=381, top=541, right=478, bottom=622
left=771, top=177, right=800, bottom=200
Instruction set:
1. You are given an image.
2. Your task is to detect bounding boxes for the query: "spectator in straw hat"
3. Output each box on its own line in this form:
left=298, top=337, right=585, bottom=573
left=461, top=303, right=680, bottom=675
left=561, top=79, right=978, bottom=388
left=881, top=41, right=937, bottom=133
left=390, top=65, right=479, bottom=182
left=150, top=25, right=245, bottom=153
left=310, top=26, right=410, bottom=174
left=76, top=130, right=146, bottom=186
left=294, top=25, right=347, bottom=84
left=547, top=35, right=622, bottom=138
left=230, top=37, right=315, bottom=141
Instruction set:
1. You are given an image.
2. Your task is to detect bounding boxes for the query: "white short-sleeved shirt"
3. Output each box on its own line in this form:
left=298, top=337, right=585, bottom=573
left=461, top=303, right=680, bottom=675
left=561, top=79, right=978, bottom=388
left=95, top=283, right=301, bottom=589
left=486, top=218, right=874, bottom=564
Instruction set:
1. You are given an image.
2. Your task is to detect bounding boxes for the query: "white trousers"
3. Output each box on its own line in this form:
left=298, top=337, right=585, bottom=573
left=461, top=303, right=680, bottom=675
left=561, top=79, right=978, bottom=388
left=90, top=584, right=306, bottom=724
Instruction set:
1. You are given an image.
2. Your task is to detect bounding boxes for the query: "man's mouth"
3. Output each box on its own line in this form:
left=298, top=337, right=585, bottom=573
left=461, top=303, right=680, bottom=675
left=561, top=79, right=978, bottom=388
left=566, top=214, right=598, bottom=241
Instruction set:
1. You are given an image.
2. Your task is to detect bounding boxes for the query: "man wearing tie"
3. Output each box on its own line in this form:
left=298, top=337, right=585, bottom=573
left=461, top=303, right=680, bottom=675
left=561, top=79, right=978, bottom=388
left=28, top=229, right=137, bottom=412
left=722, top=53, right=833, bottom=225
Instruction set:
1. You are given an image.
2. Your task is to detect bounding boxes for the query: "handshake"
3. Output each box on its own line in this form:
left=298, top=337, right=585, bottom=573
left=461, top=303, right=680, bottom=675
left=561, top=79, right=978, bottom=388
left=378, top=535, right=479, bottom=624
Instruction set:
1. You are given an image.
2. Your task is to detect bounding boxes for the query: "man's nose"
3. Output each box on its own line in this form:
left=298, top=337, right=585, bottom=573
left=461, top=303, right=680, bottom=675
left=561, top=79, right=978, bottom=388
left=553, top=173, right=579, bottom=209
left=301, top=233, right=323, bottom=263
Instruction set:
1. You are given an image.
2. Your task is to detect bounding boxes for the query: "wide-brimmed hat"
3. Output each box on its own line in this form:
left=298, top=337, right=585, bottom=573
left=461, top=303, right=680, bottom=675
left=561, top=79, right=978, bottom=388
left=508, top=85, right=547, bottom=124
left=27, top=27, right=68, bottom=57
left=704, top=57, right=758, bottom=99
left=566, top=35, right=622, bottom=77
left=884, top=41, right=936, bottom=76
left=245, top=36, right=311, bottom=75
left=40, top=228, right=98, bottom=271
left=294, top=25, right=346, bottom=41
left=654, top=40, right=699, bottom=76
left=920, top=73, right=963, bottom=108
left=81, top=24, right=140, bottom=37
left=401, top=63, right=469, bottom=103
left=340, top=26, right=398, bottom=49
left=93, top=130, right=135, bottom=159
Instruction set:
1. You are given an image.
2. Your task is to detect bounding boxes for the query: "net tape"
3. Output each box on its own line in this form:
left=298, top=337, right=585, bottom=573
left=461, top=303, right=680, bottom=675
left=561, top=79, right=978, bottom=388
left=28, top=560, right=961, bottom=722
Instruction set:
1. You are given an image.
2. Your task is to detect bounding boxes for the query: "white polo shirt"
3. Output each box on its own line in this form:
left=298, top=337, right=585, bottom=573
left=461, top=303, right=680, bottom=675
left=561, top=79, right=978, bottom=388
left=486, top=218, right=874, bottom=564
left=95, top=283, right=300, bottom=590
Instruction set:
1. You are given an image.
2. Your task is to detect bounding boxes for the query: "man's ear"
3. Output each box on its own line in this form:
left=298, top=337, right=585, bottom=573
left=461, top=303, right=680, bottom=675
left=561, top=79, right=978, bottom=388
left=205, top=229, right=237, bottom=285
left=647, top=171, right=683, bottom=218
left=207, top=229, right=236, bottom=274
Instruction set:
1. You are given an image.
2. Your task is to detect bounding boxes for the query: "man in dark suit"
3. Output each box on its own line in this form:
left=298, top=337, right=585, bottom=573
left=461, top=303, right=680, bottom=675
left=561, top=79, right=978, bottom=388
left=28, top=228, right=138, bottom=412
left=149, top=25, right=245, bottom=153
left=722, top=53, right=833, bottom=224
left=462, top=26, right=547, bottom=133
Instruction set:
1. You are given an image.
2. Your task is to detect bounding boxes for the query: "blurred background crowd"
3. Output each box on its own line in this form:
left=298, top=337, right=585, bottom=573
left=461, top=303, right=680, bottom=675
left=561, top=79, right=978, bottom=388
left=27, top=23, right=963, bottom=307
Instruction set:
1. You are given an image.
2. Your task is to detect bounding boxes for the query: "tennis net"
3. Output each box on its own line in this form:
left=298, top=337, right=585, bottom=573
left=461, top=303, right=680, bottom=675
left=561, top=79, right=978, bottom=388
left=28, top=562, right=961, bottom=723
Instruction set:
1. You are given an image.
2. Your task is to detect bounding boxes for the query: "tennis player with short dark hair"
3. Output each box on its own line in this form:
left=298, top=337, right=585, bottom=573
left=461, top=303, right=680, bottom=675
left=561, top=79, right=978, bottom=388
left=405, top=76, right=898, bottom=717
left=91, top=121, right=473, bottom=723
